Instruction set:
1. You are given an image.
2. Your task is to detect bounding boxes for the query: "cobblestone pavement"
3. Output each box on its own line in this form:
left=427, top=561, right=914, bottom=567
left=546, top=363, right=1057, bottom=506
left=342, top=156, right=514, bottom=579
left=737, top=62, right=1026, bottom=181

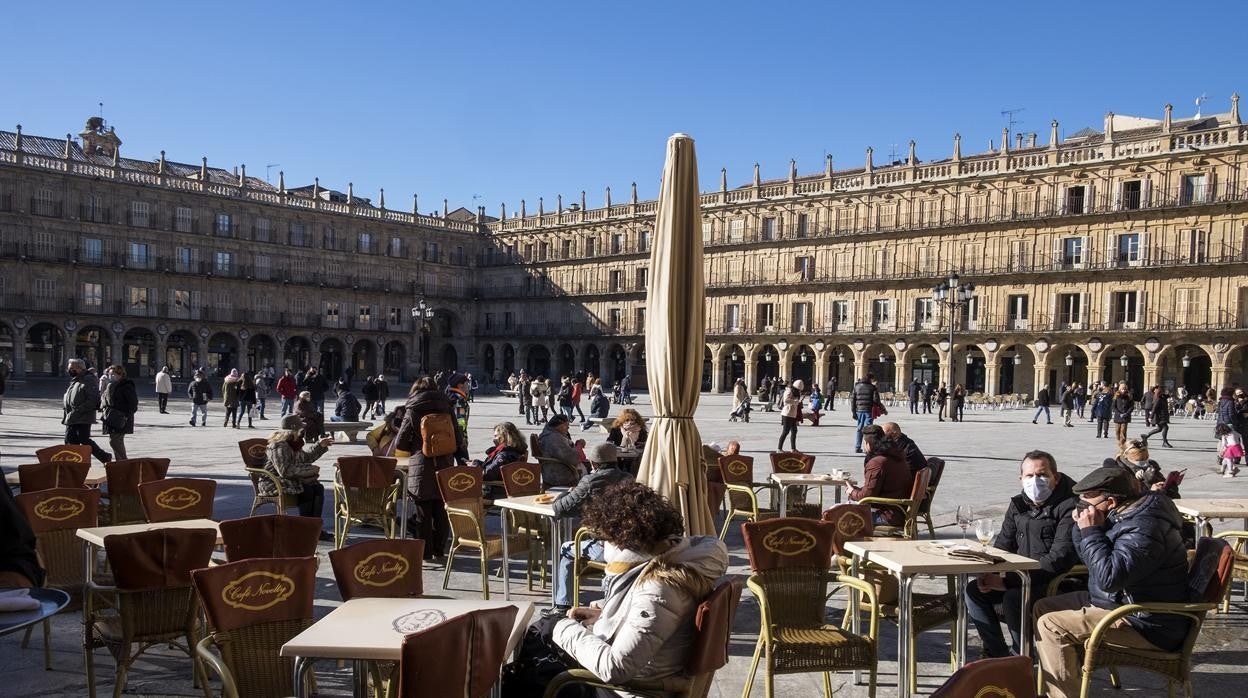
left=1, top=384, right=1245, bottom=696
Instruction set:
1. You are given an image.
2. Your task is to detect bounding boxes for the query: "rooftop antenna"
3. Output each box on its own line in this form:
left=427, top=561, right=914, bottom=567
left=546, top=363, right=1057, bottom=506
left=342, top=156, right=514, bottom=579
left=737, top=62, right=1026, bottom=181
left=265, top=163, right=280, bottom=183
left=887, top=143, right=902, bottom=165
left=98, top=101, right=104, bottom=119
left=1001, top=107, right=1025, bottom=134
left=1195, top=93, right=1209, bottom=118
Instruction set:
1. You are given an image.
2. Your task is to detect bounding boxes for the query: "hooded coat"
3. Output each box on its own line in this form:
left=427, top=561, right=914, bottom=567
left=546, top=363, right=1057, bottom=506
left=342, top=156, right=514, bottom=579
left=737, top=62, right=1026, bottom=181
left=553, top=536, right=729, bottom=695
left=101, top=377, right=138, bottom=435
left=395, top=389, right=468, bottom=501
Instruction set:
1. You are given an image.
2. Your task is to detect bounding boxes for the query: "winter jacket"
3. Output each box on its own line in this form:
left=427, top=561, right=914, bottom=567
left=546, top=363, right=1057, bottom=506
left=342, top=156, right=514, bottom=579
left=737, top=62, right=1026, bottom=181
left=552, top=465, right=633, bottom=519
left=907, top=381, right=921, bottom=401
left=589, top=391, right=610, bottom=419
left=1035, top=387, right=1050, bottom=406
left=849, top=447, right=913, bottom=526
left=334, top=392, right=362, bottom=421
left=394, top=389, right=469, bottom=501
left=154, top=371, right=172, bottom=394
left=258, top=438, right=328, bottom=496
left=187, top=379, right=213, bottom=405
left=294, top=400, right=324, bottom=442
left=477, top=444, right=526, bottom=484
left=1090, top=392, right=1113, bottom=419
left=1072, top=493, right=1191, bottom=651
left=1060, top=388, right=1076, bottom=409
left=0, top=480, right=44, bottom=587
left=851, top=379, right=880, bottom=414
left=1215, top=397, right=1238, bottom=429
left=361, top=380, right=379, bottom=402
left=1151, top=396, right=1170, bottom=426
left=994, top=472, right=1079, bottom=587
left=529, top=381, right=549, bottom=408
left=780, top=387, right=801, bottom=419
left=1112, top=394, right=1134, bottom=424
left=300, top=374, right=330, bottom=402
left=538, top=424, right=582, bottom=487
left=375, top=378, right=389, bottom=400
left=894, top=433, right=928, bottom=474
left=239, top=378, right=257, bottom=405
left=732, top=383, right=751, bottom=412
left=553, top=536, right=729, bottom=694
left=101, top=378, right=138, bottom=435
left=275, top=375, right=298, bottom=399
left=62, top=374, right=101, bottom=426
left=255, top=374, right=272, bottom=398
left=222, top=377, right=241, bottom=408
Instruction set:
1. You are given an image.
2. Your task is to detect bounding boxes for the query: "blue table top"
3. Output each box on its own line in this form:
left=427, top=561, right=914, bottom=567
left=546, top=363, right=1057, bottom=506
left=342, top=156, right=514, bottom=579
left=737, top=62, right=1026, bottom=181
left=0, top=588, right=71, bottom=637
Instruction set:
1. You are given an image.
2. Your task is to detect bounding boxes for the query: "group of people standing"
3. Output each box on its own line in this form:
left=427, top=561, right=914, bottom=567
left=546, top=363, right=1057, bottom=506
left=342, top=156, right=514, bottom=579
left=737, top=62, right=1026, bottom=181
left=507, top=370, right=610, bottom=430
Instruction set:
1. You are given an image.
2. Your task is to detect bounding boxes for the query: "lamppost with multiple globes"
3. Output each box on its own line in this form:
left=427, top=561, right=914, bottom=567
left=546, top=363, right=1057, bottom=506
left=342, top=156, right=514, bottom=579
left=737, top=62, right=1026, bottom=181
left=410, top=299, right=434, bottom=376
left=931, top=272, right=976, bottom=387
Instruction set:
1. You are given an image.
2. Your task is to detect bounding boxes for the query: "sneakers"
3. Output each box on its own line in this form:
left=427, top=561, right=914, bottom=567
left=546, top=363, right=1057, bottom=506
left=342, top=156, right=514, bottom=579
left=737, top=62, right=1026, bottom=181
left=542, top=605, right=571, bottom=619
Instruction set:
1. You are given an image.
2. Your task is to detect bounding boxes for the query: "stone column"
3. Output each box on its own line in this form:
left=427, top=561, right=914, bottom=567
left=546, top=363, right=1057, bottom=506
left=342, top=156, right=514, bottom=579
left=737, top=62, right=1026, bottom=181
left=155, top=335, right=168, bottom=371
left=892, top=360, right=905, bottom=395
left=776, top=347, right=793, bottom=381
left=710, top=349, right=725, bottom=393
left=1033, top=364, right=1049, bottom=399
left=1142, top=362, right=1160, bottom=391
left=984, top=355, right=1000, bottom=397
left=814, top=349, right=829, bottom=390
left=110, top=335, right=124, bottom=371
left=1212, top=362, right=1232, bottom=393
left=744, top=344, right=758, bottom=392
left=12, top=332, right=26, bottom=378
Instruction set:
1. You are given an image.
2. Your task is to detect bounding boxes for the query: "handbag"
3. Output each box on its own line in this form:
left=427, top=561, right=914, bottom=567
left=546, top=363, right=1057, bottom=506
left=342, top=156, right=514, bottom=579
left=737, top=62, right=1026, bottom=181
left=500, top=614, right=590, bottom=698
left=102, top=408, right=127, bottom=431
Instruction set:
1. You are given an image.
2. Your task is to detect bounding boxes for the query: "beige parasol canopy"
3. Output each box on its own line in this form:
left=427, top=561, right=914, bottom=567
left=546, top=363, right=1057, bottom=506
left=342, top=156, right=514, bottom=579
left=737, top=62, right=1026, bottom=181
left=635, top=133, right=715, bottom=536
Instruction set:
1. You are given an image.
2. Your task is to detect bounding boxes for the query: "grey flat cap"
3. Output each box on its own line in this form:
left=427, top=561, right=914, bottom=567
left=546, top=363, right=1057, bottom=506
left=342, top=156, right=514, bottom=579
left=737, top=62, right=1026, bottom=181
left=586, top=442, right=618, bottom=464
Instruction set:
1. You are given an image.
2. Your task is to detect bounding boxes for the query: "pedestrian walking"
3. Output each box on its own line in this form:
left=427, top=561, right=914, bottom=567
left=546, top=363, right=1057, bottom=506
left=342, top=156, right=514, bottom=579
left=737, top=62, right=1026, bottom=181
left=374, top=374, right=389, bottom=416
left=922, top=380, right=934, bottom=414
left=778, top=379, right=803, bottom=451
left=952, top=384, right=966, bottom=422
left=1074, top=382, right=1088, bottom=419
left=276, top=367, right=297, bottom=417
left=851, top=373, right=884, bottom=453
left=222, top=368, right=242, bottom=428
left=1032, top=386, right=1052, bottom=424
left=557, top=376, right=575, bottom=420
left=826, top=375, right=838, bottom=411
left=187, top=370, right=212, bottom=426
left=1059, top=383, right=1076, bottom=427
left=730, top=377, right=751, bottom=422
left=362, top=376, right=379, bottom=418
left=1217, top=423, right=1243, bottom=477
left=1091, top=384, right=1112, bottom=438
left=937, top=382, right=950, bottom=422
left=530, top=375, right=550, bottom=423
left=239, top=370, right=258, bottom=428
left=255, top=369, right=271, bottom=419
left=62, top=358, right=111, bottom=463
left=571, top=377, right=586, bottom=423
left=1111, top=382, right=1134, bottom=448
left=617, top=373, right=632, bottom=404
left=759, top=377, right=774, bottom=412
left=100, top=364, right=138, bottom=460
left=154, top=365, right=172, bottom=414
left=1141, top=386, right=1173, bottom=448
left=908, top=377, right=921, bottom=414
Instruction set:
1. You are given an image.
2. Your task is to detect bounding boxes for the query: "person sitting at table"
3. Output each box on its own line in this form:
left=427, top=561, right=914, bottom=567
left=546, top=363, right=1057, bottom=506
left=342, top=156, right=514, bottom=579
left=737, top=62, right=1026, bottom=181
left=607, top=408, right=648, bottom=474
left=0, top=480, right=43, bottom=588
left=545, top=442, right=634, bottom=617
left=880, top=421, right=928, bottom=474
left=294, top=390, right=324, bottom=441
left=846, top=424, right=913, bottom=526
left=330, top=382, right=361, bottom=422
left=584, top=384, right=610, bottom=429
left=965, top=450, right=1078, bottom=658
left=260, top=415, right=335, bottom=539
left=551, top=481, right=728, bottom=688
left=1033, top=465, right=1190, bottom=698
left=538, top=414, right=585, bottom=487
left=473, top=421, right=528, bottom=498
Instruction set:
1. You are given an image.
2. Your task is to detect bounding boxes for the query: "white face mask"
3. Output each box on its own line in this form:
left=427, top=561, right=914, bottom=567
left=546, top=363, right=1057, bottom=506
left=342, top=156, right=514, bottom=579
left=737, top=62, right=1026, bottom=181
left=1022, top=474, right=1052, bottom=503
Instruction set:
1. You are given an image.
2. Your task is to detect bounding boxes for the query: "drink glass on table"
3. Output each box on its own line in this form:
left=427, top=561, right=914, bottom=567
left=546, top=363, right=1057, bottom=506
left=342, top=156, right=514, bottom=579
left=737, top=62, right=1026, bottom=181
left=974, top=518, right=996, bottom=550
left=956, top=505, right=974, bottom=542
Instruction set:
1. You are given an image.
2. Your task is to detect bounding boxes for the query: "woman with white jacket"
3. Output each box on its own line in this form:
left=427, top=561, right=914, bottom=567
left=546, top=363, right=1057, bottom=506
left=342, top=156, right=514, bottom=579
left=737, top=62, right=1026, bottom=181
left=530, top=375, right=550, bottom=423
left=552, top=481, right=729, bottom=695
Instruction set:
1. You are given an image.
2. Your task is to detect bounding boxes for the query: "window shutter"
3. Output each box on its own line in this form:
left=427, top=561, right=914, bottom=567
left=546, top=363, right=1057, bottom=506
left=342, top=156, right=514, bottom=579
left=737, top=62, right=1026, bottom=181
left=1086, top=184, right=1096, bottom=213
left=1136, top=290, right=1146, bottom=326
left=1081, top=292, right=1090, bottom=326
left=1113, top=179, right=1123, bottom=210
left=1138, top=231, right=1149, bottom=263
left=1049, top=292, right=1059, bottom=327
left=1178, top=229, right=1190, bottom=263
left=1059, top=186, right=1069, bottom=215
left=1082, top=235, right=1092, bottom=266
left=1106, top=231, right=1117, bottom=265
left=1206, top=171, right=1218, bottom=203
left=1141, top=178, right=1153, bottom=208
left=1104, top=290, right=1113, bottom=329
left=847, top=299, right=856, bottom=330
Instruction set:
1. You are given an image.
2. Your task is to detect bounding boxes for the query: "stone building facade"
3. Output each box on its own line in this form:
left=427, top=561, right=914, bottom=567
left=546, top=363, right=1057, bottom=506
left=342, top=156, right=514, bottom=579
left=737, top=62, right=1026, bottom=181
left=479, top=102, right=1248, bottom=399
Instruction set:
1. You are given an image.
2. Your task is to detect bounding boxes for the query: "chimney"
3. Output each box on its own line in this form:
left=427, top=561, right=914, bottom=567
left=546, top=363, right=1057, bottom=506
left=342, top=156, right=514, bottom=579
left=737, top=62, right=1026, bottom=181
left=1015, top=132, right=1024, bottom=149
left=1027, top=133, right=1037, bottom=148
left=1001, top=128, right=1010, bottom=154
left=278, top=170, right=286, bottom=193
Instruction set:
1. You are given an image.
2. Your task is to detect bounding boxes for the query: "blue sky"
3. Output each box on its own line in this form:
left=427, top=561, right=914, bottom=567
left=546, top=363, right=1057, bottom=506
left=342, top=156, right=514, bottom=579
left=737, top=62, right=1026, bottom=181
left=3, top=1, right=1246, bottom=214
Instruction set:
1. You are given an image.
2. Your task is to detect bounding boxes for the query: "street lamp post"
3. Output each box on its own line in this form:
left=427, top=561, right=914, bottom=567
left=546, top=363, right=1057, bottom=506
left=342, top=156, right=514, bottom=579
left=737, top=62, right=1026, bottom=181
left=931, top=272, right=976, bottom=388
left=411, top=299, right=434, bottom=376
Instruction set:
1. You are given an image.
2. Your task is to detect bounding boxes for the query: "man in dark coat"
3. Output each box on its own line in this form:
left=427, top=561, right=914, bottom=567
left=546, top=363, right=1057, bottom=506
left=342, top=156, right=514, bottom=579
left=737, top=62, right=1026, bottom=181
left=851, top=374, right=882, bottom=453
left=394, top=377, right=469, bottom=562
left=922, top=380, right=934, bottom=413
left=299, top=368, right=330, bottom=414
left=966, top=450, right=1078, bottom=657
left=880, top=422, right=927, bottom=474
left=62, top=358, right=111, bottom=463
left=331, top=383, right=362, bottom=422
left=1034, top=466, right=1191, bottom=698
left=907, top=378, right=921, bottom=414
left=847, top=425, right=913, bottom=526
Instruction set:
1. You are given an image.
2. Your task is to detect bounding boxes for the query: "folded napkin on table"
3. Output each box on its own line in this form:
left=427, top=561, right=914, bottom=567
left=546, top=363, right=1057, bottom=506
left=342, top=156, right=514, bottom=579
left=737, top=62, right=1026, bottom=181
left=946, top=549, right=1006, bottom=564
left=0, top=588, right=40, bottom=612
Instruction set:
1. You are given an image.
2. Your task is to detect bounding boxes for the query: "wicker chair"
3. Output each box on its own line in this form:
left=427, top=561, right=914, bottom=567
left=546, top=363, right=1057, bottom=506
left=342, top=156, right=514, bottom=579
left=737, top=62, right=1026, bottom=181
left=219, top=515, right=322, bottom=561
left=17, top=461, right=90, bottom=491
left=85, top=528, right=217, bottom=698
left=500, top=461, right=548, bottom=586
left=1040, top=537, right=1236, bottom=698
left=333, top=455, right=401, bottom=548
left=398, top=605, right=520, bottom=698
left=529, top=433, right=580, bottom=488
left=718, top=454, right=778, bottom=542
left=914, top=457, right=945, bottom=539
left=437, top=466, right=533, bottom=598
left=1214, top=530, right=1248, bottom=612
left=769, top=451, right=821, bottom=518
left=930, top=655, right=1036, bottom=698
left=15, top=487, right=101, bottom=669
left=193, top=557, right=318, bottom=698
left=103, top=458, right=170, bottom=525
left=857, top=466, right=931, bottom=539
left=741, top=517, right=879, bottom=698
left=571, top=525, right=608, bottom=605
left=139, top=477, right=216, bottom=522
left=238, top=439, right=298, bottom=516
left=35, top=444, right=92, bottom=464
left=330, top=539, right=426, bottom=600
left=543, top=579, right=744, bottom=698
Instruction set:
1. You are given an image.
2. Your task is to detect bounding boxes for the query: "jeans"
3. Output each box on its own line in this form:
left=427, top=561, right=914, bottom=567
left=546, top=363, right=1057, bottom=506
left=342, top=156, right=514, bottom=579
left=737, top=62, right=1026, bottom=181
left=64, top=423, right=110, bottom=463
left=1033, top=405, right=1051, bottom=423
left=965, top=577, right=1025, bottom=657
left=909, top=398, right=919, bottom=414
left=1096, top=418, right=1110, bottom=438
left=108, top=433, right=127, bottom=461
left=330, top=414, right=346, bottom=422
left=257, top=396, right=266, bottom=418
left=1143, top=423, right=1170, bottom=444
left=854, top=411, right=872, bottom=450
left=312, top=400, right=325, bottom=415
left=280, top=397, right=294, bottom=416
left=556, top=539, right=604, bottom=607
left=191, top=403, right=208, bottom=425
left=157, top=392, right=169, bottom=412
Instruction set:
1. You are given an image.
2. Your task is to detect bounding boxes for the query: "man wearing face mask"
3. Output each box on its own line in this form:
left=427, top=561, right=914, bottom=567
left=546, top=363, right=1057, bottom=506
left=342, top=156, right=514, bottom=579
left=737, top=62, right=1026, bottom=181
left=964, top=450, right=1077, bottom=658
left=1032, top=466, right=1190, bottom=698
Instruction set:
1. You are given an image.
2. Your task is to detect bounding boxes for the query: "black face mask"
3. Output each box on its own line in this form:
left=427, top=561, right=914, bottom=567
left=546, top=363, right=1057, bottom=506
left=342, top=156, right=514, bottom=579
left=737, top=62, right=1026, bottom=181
left=1075, top=499, right=1092, bottom=513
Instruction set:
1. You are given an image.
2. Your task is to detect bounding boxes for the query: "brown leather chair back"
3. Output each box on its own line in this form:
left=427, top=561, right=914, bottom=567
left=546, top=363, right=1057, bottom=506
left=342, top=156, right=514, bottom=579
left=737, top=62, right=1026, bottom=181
left=743, top=517, right=836, bottom=572
left=104, top=528, right=217, bottom=591
left=437, top=465, right=483, bottom=504
left=220, top=515, right=322, bottom=561
left=909, top=467, right=933, bottom=504
left=821, top=503, right=874, bottom=556
left=17, top=487, right=100, bottom=534
left=193, top=557, right=317, bottom=634
left=683, top=578, right=744, bottom=675
left=398, top=613, right=472, bottom=697
left=18, top=461, right=90, bottom=491
left=528, top=433, right=543, bottom=458
left=500, top=461, right=541, bottom=497
left=1189, top=536, right=1235, bottom=603
left=105, top=458, right=171, bottom=497
left=468, top=605, right=520, bottom=698
left=35, top=444, right=91, bottom=464
left=329, top=539, right=426, bottom=600
left=930, top=655, right=1037, bottom=698
left=238, top=438, right=268, bottom=468
left=139, top=477, right=216, bottom=522
left=337, top=455, right=398, bottom=488
left=769, top=451, right=814, bottom=474
left=717, top=454, right=756, bottom=486
left=918, top=457, right=945, bottom=516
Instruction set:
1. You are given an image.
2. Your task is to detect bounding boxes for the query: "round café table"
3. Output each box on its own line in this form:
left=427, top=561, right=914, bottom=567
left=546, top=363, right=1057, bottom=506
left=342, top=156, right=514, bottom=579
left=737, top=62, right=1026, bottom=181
left=0, top=588, right=71, bottom=638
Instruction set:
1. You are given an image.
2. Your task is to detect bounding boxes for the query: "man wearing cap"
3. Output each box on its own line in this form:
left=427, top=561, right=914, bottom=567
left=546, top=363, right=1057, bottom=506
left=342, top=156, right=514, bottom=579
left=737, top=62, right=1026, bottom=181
left=1033, top=465, right=1190, bottom=698
left=547, top=442, right=633, bottom=616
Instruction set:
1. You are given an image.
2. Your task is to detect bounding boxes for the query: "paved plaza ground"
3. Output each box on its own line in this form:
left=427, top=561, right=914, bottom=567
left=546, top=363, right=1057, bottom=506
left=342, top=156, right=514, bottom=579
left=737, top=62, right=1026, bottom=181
left=1, top=384, right=1246, bottom=696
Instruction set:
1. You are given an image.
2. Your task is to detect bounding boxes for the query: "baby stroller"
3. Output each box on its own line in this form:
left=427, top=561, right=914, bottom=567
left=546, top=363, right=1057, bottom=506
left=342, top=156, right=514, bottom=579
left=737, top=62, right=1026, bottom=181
left=729, top=401, right=752, bottom=423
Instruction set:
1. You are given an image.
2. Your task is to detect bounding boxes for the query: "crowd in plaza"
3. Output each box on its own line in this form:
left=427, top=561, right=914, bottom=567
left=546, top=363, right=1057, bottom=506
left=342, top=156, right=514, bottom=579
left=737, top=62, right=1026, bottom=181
left=0, top=360, right=1242, bottom=696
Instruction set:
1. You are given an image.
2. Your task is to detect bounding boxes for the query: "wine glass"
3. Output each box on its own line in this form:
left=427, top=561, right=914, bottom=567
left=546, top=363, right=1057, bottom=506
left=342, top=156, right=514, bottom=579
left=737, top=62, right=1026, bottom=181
left=956, top=505, right=974, bottom=542
left=975, top=518, right=996, bottom=551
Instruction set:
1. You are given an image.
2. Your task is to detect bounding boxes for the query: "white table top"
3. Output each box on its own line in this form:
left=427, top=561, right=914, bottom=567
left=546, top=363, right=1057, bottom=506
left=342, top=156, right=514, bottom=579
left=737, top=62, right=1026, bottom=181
left=1174, top=499, right=1248, bottom=519
left=844, top=539, right=1041, bottom=575
left=769, top=472, right=848, bottom=487
left=280, top=597, right=534, bottom=661
left=5, top=465, right=108, bottom=487
left=494, top=493, right=558, bottom=517
left=75, top=518, right=221, bottom=547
